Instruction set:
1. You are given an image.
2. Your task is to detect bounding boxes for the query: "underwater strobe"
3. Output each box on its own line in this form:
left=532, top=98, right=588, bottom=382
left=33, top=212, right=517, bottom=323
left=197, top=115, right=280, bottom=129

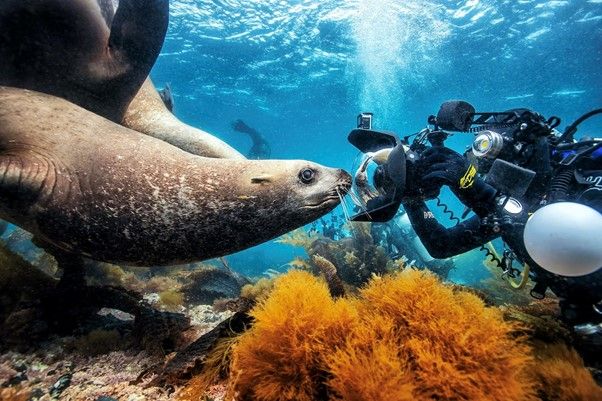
left=523, top=202, right=602, bottom=277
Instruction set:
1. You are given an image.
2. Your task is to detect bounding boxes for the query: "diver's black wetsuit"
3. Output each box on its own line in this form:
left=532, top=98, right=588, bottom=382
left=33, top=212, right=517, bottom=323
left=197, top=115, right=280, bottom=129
left=403, top=166, right=602, bottom=324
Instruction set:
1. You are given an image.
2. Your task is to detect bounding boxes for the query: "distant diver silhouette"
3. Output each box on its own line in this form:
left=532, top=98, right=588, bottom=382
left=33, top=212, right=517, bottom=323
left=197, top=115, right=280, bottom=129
left=232, top=119, right=272, bottom=159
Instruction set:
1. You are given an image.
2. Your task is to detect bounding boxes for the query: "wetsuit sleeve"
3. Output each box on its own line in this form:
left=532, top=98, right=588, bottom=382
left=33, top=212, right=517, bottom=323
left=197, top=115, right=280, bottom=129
left=452, top=178, right=498, bottom=217
left=402, top=200, right=498, bottom=259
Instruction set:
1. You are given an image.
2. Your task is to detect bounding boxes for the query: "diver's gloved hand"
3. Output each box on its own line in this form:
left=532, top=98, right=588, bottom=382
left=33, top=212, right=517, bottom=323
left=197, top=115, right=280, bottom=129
left=419, top=146, right=474, bottom=191
left=418, top=146, right=497, bottom=216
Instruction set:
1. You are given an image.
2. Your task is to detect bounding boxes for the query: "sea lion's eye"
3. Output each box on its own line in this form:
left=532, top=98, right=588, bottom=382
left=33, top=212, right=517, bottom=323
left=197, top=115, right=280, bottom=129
left=299, top=168, right=316, bottom=184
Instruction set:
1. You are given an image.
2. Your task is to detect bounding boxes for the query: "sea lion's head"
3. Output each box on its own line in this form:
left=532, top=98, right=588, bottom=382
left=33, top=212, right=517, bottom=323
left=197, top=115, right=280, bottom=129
left=200, top=159, right=352, bottom=256
left=247, top=159, right=351, bottom=215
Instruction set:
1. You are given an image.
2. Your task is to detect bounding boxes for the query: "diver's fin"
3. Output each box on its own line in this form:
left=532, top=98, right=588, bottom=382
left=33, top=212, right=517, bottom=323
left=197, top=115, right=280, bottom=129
left=348, top=129, right=399, bottom=154
left=232, top=119, right=254, bottom=134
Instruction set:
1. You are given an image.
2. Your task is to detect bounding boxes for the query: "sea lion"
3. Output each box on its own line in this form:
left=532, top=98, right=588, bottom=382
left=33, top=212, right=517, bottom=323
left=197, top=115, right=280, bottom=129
left=0, top=0, right=246, bottom=159
left=158, top=83, right=175, bottom=113
left=0, top=86, right=351, bottom=266
left=124, top=78, right=245, bottom=159
left=0, top=0, right=169, bottom=123
left=232, top=119, right=272, bottom=159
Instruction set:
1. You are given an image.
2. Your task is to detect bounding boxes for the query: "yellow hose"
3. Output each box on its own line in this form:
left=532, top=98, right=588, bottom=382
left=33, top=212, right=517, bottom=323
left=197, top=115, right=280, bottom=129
left=482, top=241, right=530, bottom=289
left=504, top=263, right=530, bottom=289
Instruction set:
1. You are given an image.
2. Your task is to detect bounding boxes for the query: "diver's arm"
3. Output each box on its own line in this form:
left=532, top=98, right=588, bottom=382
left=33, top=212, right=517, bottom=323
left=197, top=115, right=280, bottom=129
left=402, top=200, right=498, bottom=259
left=450, top=178, right=498, bottom=217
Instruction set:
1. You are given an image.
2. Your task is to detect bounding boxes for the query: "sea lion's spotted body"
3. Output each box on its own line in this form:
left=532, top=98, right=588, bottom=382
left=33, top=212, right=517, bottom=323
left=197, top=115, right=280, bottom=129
left=0, top=87, right=350, bottom=266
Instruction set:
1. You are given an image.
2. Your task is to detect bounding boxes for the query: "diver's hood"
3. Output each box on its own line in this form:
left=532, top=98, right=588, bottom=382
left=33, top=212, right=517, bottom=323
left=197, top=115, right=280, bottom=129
left=348, top=129, right=407, bottom=222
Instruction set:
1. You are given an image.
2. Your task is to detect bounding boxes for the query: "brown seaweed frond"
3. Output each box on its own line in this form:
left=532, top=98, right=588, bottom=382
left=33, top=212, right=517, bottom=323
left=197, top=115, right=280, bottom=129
left=239, top=277, right=275, bottom=303
left=158, top=289, right=185, bottom=311
left=312, top=254, right=345, bottom=298
left=275, top=228, right=318, bottom=250
left=287, top=256, right=311, bottom=270
left=353, top=270, right=537, bottom=401
left=71, top=329, right=124, bottom=356
left=178, top=336, right=239, bottom=401
left=226, top=270, right=359, bottom=401
left=0, top=386, right=31, bottom=401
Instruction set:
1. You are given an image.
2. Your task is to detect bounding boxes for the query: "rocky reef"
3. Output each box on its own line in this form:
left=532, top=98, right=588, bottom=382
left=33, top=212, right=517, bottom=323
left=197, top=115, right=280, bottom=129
left=179, top=269, right=601, bottom=401
left=1, top=225, right=600, bottom=401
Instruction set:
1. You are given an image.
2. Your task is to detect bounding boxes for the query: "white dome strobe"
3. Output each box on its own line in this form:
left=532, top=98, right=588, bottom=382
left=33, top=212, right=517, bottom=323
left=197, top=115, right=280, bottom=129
left=524, top=202, right=602, bottom=277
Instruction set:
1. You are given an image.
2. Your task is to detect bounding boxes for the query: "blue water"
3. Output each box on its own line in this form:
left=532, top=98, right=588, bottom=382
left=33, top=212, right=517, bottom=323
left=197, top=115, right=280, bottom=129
left=149, top=0, right=602, bottom=281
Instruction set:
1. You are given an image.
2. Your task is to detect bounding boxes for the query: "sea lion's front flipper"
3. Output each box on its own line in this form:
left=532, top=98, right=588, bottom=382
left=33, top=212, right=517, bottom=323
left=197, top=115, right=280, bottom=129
left=106, top=0, right=169, bottom=98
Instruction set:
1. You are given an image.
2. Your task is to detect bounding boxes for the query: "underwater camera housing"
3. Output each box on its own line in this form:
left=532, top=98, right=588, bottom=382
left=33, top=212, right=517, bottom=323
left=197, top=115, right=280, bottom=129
left=348, top=101, right=482, bottom=222
left=357, top=112, right=374, bottom=130
left=347, top=101, right=564, bottom=222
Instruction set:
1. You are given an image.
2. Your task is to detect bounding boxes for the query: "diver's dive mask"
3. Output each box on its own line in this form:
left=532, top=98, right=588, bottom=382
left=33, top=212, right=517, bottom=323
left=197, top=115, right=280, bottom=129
left=348, top=129, right=407, bottom=222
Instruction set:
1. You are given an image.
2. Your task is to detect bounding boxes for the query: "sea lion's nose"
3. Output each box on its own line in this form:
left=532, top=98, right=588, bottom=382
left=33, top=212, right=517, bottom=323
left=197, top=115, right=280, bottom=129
left=338, top=169, right=352, bottom=182
left=337, top=169, right=352, bottom=194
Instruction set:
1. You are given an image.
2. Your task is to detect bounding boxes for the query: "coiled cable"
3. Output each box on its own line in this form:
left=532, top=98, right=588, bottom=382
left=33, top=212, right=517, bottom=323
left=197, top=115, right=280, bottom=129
left=435, top=197, right=461, bottom=226
left=479, top=243, right=504, bottom=269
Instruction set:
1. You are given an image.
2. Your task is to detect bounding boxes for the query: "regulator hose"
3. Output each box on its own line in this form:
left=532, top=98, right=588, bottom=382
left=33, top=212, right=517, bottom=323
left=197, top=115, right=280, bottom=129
left=557, top=108, right=602, bottom=143
left=435, top=197, right=461, bottom=226
left=548, top=168, right=574, bottom=202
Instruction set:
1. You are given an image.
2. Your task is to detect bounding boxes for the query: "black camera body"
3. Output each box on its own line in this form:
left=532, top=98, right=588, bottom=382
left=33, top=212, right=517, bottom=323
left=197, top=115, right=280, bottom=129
left=347, top=101, right=563, bottom=222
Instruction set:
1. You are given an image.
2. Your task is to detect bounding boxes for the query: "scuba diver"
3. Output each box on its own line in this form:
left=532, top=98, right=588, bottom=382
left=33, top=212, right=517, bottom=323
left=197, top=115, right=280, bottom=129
left=231, top=119, right=272, bottom=159
left=348, top=104, right=602, bottom=327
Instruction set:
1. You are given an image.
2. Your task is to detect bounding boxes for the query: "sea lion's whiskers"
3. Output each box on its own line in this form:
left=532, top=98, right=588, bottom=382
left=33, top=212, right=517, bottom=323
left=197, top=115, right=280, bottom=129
left=348, top=190, right=365, bottom=209
left=337, top=189, right=351, bottom=223
left=337, top=190, right=358, bottom=240
left=349, top=191, right=370, bottom=222
left=337, top=190, right=359, bottom=239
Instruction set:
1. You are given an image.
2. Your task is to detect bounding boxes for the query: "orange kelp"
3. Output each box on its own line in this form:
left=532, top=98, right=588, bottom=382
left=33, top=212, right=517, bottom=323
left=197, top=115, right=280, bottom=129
left=206, top=270, right=540, bottom=401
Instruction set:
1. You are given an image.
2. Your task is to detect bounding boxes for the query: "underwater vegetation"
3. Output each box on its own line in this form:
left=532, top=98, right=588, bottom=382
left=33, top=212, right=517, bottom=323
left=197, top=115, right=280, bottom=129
left=0, top=386, right=30, bottom=401
left=70, top=329, right=125, bottom=357
left=531, top=343, right=602, bottom=401
left=181, top=267, right=251, bottom=305
left=179, top=269, right=601, bottom=401
left=0, top=243, right=59, bottom=347
left=472, top=244, right=540, bottom=307
left=278, top=224, right=404, bottom=288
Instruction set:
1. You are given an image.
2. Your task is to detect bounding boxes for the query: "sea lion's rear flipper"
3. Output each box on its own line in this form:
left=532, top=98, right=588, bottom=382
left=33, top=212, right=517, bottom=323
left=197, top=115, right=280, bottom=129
left=106, top=0, right=169, bottom=95
left=123, top=79, right=246, bottom=159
